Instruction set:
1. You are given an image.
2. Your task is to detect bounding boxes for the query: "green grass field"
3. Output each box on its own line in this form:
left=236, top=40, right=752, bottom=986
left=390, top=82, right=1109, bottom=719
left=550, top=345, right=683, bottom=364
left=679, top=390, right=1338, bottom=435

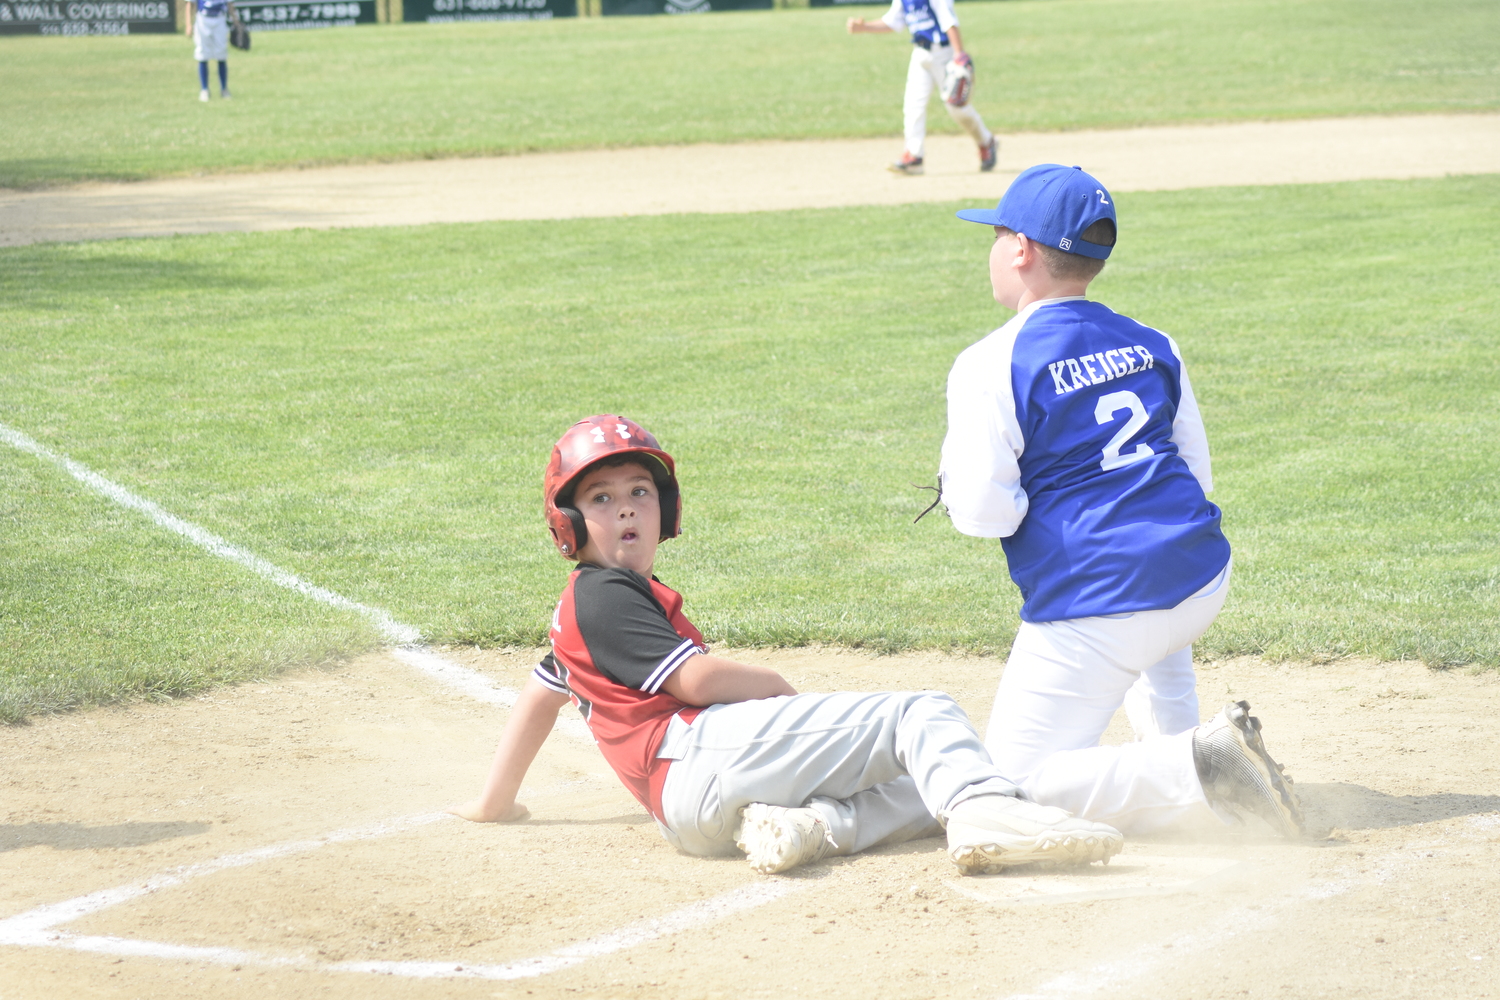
left=3, top=174, right=1497, bottom=720
left=2, top=0, right=1497, bottom=187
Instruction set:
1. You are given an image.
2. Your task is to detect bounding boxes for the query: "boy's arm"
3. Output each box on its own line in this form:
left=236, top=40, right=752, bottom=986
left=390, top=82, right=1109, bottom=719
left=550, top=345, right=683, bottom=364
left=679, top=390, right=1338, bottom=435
left=939, top=351, right=1029, bottom=538
left=660, top=653, right=796, bottom=707
left=1167, top=342, right=1214, bottom=492
left=849, top=0, right=900, bottom=34
left=449, top=676, right=571, bottom=823
left=931, top=0, right=964, bottom=56
left=946, top=25, right=968, bottom=60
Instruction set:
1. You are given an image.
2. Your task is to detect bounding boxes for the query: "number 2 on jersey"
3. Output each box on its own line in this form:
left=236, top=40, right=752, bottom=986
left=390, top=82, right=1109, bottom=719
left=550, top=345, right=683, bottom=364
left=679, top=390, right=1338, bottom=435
left=1095, top=390, right=1155, bottom=471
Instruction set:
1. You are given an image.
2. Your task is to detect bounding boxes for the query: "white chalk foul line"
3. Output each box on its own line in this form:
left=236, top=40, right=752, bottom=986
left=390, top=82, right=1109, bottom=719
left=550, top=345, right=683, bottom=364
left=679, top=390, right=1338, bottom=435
left=0, top=422, right=418, bottom=646
left=389, top=646, right=590, bottom=739
left=0, top=422, right=547, bottom=717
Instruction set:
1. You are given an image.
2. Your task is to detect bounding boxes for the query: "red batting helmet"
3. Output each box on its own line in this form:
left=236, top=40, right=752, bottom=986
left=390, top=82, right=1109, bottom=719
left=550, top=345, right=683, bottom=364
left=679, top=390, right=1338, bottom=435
left=544, top=415, right=682, bottom=558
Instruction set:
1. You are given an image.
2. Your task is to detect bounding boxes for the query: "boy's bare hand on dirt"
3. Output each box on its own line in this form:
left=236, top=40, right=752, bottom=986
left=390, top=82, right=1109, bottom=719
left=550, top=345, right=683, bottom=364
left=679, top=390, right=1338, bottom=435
left=447, top=800, right=530, bottom=823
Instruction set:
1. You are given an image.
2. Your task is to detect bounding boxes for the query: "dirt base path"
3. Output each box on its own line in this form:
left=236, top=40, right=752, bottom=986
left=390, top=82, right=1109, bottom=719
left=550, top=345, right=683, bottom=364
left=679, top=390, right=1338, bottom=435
left=4, top=647, right=1497, bottom=1000
left=2, top=114, right=1497, bottom=247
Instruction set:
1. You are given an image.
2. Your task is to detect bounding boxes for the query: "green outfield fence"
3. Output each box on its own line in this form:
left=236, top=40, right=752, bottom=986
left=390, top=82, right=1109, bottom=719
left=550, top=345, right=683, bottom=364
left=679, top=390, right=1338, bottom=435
left=0, top=0, right=943, bottom=33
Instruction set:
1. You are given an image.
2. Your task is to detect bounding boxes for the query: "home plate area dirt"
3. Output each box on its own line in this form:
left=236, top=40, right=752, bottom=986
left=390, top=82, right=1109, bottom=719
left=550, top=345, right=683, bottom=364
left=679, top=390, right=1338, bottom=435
left=2, top=648, right=1498, bottom=1000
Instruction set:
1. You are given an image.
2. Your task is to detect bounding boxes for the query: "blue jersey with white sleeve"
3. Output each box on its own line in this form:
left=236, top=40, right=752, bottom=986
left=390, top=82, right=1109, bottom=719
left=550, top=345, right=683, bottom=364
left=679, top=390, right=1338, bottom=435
left=881, top=0, right=957, bottom=47
left=197, top=0, right=230, bottom=15
left=940, top=298, right=1230, bottom=623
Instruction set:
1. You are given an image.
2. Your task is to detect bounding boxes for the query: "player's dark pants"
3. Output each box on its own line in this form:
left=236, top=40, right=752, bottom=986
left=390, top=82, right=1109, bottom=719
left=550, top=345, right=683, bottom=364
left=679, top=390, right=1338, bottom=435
left=656, top=690, right=1019, bottom=858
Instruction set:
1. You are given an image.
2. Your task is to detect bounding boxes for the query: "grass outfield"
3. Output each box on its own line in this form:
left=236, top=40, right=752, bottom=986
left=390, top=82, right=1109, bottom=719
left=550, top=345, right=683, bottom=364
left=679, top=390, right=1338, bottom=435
left=1, top=0, right=1496, bottom=187
left=2, top=174, right=1497, bottom=720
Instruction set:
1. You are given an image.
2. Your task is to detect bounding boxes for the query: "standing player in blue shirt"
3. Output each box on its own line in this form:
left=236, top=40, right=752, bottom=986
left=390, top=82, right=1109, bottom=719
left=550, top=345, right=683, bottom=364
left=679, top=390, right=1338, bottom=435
left=935, top=164, right=1303, bottom=838
left=847, top=0, right=999, bottom=176
left=186, top=0, right=238, bottom=102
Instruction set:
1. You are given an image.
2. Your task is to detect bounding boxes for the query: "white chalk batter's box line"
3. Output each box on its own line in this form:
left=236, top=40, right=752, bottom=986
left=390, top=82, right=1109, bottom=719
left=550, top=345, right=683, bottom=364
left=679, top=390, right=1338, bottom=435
left=0, top=811, right=805, bottom=981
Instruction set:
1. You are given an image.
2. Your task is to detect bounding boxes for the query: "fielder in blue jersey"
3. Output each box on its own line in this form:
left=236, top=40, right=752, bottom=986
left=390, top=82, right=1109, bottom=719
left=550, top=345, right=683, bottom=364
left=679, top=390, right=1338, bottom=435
left=935, top=164, right=1304, bottom=838
left=186, top=0, right=238, bottom=102
left=847, top=0, right=998, bottom=175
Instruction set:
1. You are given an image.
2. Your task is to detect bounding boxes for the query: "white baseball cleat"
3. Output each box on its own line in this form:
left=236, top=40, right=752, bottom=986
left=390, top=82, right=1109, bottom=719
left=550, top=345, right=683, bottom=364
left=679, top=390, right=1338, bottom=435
left=1193, top=700, right=1304, bottom=838
left=735, top=802, right=838, bottom=875
left=199, top=89, right=210, bottom=103
left=946, top=794, right=1123, bottom=875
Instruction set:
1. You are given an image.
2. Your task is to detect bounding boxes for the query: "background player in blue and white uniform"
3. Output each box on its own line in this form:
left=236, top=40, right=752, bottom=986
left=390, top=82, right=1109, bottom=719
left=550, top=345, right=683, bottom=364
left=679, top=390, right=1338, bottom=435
left=186, top=0, right=238, bottom=103
left=847, top=0, right=999, bottom=175
left=935, top=164, right=1303, bottom=838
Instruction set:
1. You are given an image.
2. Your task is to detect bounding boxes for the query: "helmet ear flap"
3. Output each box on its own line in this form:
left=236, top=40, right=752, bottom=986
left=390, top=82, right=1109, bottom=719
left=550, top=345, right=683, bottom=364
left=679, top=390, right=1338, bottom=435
left=563, top=506, right=588, bottom=554
left=658, top=481, right=681, bottom=539
left=546, top=503, right=590, bottom=557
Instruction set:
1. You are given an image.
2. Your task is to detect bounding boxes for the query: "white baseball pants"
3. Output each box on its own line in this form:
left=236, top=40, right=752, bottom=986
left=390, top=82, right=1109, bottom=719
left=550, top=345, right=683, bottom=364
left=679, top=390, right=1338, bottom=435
left=984, top=561, right=1233, bottom=834
left=657, top=690, right=1019, bottom=858
left=904, top=44, right=993, bottom=159
left=193, top=13, right=229, bottom=62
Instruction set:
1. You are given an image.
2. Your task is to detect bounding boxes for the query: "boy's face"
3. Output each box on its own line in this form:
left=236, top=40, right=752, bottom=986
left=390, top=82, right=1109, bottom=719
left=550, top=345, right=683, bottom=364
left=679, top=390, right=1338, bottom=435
left=570, top=461, right=662, bottom=575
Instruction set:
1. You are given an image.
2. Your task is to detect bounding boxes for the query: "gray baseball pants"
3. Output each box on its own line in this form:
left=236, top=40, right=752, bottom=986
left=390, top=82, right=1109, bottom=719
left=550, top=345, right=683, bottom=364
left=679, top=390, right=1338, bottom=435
left=655, top=690, right=1019, bottom=858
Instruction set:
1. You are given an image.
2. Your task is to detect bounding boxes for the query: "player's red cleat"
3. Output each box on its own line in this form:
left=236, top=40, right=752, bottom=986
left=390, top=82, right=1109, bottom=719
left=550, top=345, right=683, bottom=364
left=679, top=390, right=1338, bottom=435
left=888, top=152, right=925, bottom=176
left=980, top=135, right=999, bottom=172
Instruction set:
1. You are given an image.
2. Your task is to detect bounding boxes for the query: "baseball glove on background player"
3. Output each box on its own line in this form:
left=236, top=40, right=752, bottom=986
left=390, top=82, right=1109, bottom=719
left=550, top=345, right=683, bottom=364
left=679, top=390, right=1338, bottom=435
left=230, top=17, right=251, bottom=52
left=941, top=54, right=974, bottom=108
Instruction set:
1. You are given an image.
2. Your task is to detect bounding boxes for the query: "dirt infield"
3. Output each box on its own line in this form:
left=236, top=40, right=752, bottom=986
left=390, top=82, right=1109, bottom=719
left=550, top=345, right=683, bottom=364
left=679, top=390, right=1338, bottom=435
left=2, top=113, right=1498, bottom=246
left=4, top=647, right=1497, bottom=999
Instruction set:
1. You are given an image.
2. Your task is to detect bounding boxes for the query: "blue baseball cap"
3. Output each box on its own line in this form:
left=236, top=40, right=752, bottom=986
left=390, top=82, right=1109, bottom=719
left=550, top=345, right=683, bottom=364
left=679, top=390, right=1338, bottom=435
left=956, top=164, right=1117, bottom=260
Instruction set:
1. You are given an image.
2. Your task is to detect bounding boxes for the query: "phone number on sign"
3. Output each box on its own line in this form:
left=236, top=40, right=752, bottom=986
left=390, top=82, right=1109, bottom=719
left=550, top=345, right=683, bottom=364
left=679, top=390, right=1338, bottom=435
left=243, top=2, right=361, bottom=21
left=39, top=18, right=128, bottom=31
left=430, top=0, right=550, bottom=10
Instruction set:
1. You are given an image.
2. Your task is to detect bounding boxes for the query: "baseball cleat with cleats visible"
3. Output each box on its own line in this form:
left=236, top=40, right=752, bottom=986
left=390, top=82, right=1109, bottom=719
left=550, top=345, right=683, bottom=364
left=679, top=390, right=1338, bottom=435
left=888, top=152, right=924, bottom=176
left=1193, top=700, right=1304, bottom=838
left=945, top=794, right=1123, bottom=875
left=980, top=135, right=999, bottom=172
left=735, top=802, right=838, bottom=875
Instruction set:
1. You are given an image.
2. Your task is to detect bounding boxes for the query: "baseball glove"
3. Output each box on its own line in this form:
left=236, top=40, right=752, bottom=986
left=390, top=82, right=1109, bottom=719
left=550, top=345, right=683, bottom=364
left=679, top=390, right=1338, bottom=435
left=230, top=18, right=251, bottom=52
left=941, top=54, right=974, bottom=107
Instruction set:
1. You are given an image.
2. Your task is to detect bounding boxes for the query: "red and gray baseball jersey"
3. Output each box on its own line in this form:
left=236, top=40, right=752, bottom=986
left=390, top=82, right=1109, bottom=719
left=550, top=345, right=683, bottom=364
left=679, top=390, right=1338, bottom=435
left=532, top=564, right=706, bottom=820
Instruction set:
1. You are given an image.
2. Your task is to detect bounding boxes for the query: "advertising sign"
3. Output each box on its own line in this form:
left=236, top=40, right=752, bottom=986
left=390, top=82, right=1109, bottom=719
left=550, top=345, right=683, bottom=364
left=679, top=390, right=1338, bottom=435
left=233, top=0, right=376, bottom=30
left=600, top=0, right=768, bottom=15
left=402, top=0, right=573, bottom=22
left=0, top=1, right=174, bottom=34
